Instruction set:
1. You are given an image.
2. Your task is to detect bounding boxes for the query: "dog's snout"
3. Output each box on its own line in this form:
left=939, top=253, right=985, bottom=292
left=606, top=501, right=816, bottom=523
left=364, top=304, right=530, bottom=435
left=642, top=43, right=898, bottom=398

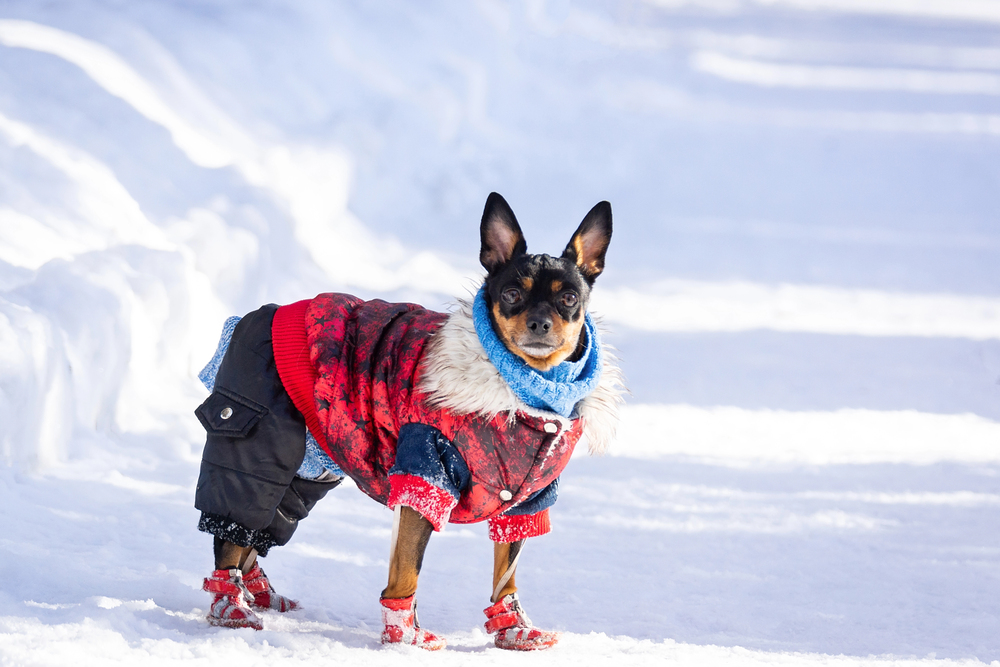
left=526, top=312, right=552, bottom=335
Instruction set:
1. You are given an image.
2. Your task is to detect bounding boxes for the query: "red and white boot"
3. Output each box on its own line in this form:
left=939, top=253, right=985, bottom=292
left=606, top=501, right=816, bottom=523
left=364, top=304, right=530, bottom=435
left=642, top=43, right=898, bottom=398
left=380, top=595, right=446, bottom=650
left=484, top=593, right=559, bottom=651
left=202, top=568, right=263, bottom=630
left=243, top=563, right=299, bottom=612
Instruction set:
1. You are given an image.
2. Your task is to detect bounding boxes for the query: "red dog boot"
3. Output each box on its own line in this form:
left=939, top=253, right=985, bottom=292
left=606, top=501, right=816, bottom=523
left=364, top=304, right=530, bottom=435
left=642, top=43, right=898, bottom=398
left=484, top=593, right=559, bottom=651
left=380, top=595, right=446, bottom=650
left=243, top=563, right=299, bottom=612
left=202, top=568, right=263, bottom=630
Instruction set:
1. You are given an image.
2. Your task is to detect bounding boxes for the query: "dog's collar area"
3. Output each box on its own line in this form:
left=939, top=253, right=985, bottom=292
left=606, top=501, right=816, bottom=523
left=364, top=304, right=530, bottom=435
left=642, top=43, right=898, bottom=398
left=472, top=286, right=602, bottom=418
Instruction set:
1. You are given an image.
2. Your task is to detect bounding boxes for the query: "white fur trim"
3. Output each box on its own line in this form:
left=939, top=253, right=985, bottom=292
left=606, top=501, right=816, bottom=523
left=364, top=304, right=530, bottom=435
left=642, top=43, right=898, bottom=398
left=418, top=299, right=625, bottom=454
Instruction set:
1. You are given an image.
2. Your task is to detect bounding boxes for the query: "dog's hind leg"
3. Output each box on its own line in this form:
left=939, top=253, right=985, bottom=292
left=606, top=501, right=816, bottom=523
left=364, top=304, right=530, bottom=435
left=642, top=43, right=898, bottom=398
left=209, top=537, right=298, bottom=616
left=213, top=536, right=254, bottom=571
left=204, top=537, right=264, bottom=630
left=240, top=549, right=258, bottom=574
left=379, top=506, right=445, bottom=649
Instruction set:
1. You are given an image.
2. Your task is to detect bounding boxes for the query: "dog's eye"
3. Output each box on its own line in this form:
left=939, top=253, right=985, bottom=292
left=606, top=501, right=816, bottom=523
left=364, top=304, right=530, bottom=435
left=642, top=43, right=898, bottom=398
left=560, top=291, right=579, bottom=308
left=501, top=288, right=522, bottom=305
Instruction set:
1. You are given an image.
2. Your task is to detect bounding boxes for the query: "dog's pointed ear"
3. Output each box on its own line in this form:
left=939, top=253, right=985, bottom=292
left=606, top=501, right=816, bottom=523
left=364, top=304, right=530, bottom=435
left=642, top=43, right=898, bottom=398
left=563, top=201, right=612, bottom=282
left=480, top=192, right=527, bottom=273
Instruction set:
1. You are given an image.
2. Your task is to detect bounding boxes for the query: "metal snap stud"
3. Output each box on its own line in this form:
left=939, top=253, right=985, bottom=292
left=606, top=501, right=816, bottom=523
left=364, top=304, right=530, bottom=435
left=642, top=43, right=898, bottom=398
left=499, top=489, right=513, bottom=501
left=220, top=406, right=234, bottom=420
left=543, top=422, right=558, bottom=434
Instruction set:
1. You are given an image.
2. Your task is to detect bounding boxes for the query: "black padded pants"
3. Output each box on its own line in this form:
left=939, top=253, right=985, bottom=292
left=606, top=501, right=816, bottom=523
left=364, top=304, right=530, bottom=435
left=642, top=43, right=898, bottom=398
left=194, top=304, right=340, bottom=556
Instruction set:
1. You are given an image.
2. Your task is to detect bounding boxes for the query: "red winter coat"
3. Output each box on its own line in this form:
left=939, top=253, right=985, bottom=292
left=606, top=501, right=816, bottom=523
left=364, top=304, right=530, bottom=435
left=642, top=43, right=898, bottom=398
left=270, top=293, right=584, bottom=542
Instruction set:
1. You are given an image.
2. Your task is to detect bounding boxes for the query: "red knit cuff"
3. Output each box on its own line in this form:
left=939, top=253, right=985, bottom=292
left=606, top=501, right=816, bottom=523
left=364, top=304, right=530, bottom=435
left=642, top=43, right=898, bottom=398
left=488, top=509, right=551, bottom=543
left=271, top=300, right=325, bottom=448
left=387, top=474, right=458, bottom=532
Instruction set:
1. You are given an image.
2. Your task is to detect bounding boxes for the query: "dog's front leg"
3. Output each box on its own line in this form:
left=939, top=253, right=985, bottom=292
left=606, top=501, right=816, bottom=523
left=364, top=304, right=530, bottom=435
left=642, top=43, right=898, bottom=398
left=484, top=539, right=560, bottom=651
left=383, top=506, right=433, bottom=599
left=492, top=539, right=524, bottom=602
left=379, top=506, right=445, bottom=649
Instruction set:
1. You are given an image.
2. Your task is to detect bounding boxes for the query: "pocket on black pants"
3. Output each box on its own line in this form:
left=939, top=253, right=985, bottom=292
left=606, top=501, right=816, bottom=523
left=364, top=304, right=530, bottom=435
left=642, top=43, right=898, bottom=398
left=196, top=387, right=269, bottom=438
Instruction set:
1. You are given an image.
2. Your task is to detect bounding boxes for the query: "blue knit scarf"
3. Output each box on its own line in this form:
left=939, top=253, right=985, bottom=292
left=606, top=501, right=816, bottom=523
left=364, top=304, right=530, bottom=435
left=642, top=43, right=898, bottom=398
left=473, top=286, right=602, bottom=418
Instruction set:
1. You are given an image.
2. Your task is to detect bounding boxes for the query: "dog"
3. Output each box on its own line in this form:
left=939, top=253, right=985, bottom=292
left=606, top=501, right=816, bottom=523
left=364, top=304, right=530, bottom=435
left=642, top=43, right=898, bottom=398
left=193, top=192, right=623, bottom=650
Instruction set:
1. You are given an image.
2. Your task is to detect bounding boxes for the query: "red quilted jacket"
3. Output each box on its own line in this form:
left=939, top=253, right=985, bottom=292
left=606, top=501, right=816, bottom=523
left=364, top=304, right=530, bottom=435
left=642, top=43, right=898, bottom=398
left=270, top=293, right=584, bottom=541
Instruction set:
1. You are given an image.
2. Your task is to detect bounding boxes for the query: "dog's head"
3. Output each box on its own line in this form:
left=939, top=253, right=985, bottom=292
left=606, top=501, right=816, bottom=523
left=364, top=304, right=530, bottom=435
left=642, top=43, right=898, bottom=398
left=479, top=192, right=612, bottom=372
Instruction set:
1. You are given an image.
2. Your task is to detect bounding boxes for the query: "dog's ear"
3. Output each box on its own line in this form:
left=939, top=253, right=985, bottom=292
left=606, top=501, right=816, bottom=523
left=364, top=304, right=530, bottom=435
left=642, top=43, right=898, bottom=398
left=480, top=192, right=527, bottom=273
left=563, top=201, right=612, bottom=282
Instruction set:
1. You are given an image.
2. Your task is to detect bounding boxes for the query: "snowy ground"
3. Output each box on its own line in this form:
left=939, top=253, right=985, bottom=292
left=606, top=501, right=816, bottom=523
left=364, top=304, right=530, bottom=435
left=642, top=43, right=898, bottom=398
left=1, top=1, right=1000, bottom=665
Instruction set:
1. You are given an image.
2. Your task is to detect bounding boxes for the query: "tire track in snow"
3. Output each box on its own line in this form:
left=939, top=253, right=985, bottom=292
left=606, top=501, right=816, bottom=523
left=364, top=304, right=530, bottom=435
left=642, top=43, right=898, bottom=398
left=606, top=404, right=1000, bottom=465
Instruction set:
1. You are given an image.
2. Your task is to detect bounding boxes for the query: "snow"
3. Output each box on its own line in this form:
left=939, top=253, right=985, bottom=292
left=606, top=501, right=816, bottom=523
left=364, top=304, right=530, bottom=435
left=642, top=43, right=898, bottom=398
left=1, top=1, right=1000, bottom=665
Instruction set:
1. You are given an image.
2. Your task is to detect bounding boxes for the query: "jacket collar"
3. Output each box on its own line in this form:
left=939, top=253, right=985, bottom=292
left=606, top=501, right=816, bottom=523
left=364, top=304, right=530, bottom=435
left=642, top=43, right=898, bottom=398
left=418, top=295, right=625, bottom=454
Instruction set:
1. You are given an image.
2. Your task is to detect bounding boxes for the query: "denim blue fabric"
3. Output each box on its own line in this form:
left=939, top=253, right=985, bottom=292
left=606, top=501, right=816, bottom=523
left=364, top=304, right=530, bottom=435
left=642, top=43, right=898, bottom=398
left=198, top=316, right=242, bottom=391
left=298, top=431, right=345, bottom=479
left=502, top=478, right=559, bottom=516
left=389, top=423, right=471, bottom=499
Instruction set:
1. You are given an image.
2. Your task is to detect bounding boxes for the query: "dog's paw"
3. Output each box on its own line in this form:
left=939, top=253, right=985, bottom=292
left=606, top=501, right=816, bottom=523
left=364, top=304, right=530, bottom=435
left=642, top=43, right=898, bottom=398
left=206, top=607, right=264, bottom=631
left=494, top=626, right=560, bottom=651
left=203, top=568, right=264, bottom=631
left=381, top=625, right=447, bottom=651
left=243, top=563, right=299, bottom=612
left=380, top=595, right=447, bottom=650
left=484, top=593, right=558, bottom=651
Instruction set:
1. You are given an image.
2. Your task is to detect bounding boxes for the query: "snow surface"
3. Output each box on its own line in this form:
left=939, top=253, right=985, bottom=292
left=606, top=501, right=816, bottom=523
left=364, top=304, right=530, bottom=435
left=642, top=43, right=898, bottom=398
left=1, top=1, right=1000, bottom=665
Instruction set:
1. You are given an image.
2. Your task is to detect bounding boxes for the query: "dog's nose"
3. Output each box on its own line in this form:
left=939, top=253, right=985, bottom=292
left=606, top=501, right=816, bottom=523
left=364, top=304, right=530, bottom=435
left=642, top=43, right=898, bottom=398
left=526, top=313, right=552, bottom=335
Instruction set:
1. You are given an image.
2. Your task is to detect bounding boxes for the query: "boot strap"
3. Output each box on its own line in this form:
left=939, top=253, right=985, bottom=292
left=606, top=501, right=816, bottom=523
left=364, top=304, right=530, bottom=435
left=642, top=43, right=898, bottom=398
left=485, top=610, right=524, bottom=633
left=203, top=569, right=250, bottom=598
left=484, top=593, right=532, bottom=633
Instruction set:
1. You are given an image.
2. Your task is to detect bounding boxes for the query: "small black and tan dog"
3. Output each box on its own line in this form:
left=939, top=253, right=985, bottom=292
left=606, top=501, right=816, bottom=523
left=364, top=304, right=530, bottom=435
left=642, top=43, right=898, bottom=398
left=195, top=193, right=622, bottom=650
